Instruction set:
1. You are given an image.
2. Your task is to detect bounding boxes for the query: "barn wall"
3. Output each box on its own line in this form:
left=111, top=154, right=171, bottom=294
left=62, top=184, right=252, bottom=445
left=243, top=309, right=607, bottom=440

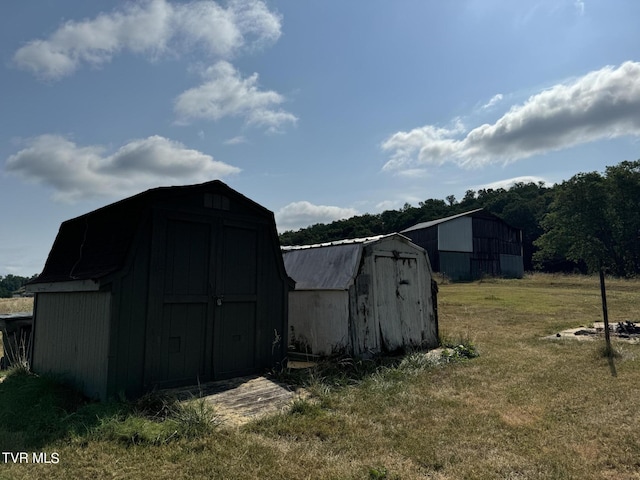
left=439, top=252, right=472, bottom=281
left=32, top=291, right=111, bottom=400
left=472, top=217, right=522, bottom=257
left=288, top=290, right=349, bottom=356
left=500, top=254, right=524, bottom=278
left=402, top=227, right=439, bottom=271
left=405, top=211, right=524, bottom=281
left=438, top=217, right=472, bottom=252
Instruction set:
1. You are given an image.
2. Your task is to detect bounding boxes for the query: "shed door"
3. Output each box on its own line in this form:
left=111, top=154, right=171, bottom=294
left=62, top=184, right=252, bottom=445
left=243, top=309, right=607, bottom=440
left=373, top=254, right=424, bottom=352
left=213, top=223, right=258, bottom=379
left=146, top=216, right=258, bottom=388
left=146, top=218, right=214, bottom=388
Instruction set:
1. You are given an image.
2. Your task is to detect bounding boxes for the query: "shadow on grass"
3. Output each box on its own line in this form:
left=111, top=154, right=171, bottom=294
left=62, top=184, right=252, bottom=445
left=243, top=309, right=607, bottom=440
left=275, top=354, right=405, bottom=392
left=0, top=369, right=220, bottom=452
left=275, top=341, right=478, bottom=394
left=0, top=369, right=127, bottom=451
left=608, top=355, right=618, bottom=377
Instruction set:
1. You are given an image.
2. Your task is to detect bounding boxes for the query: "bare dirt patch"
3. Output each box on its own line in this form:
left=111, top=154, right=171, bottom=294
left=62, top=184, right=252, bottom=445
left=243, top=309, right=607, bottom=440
left=546, top=321, right=640, bottom=343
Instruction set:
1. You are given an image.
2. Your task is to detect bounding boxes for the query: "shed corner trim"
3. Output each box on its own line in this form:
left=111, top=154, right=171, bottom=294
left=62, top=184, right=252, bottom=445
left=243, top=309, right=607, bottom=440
left=26, top=279, right=101, bottom=293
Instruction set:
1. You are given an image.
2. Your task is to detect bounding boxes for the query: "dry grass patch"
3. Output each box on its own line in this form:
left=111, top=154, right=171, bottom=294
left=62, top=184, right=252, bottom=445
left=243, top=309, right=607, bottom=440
left=0, top=297, right=34, bottom=315
left=2, top=274, right=640, bottom=479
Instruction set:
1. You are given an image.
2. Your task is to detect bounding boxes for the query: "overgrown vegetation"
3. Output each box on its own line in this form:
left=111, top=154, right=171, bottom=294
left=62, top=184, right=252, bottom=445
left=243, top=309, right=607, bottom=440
left=0, top=297, right=35, bottom=369
left=1, top=274, right=639, bottom=479
left=0, top=370, right=219, bottom=452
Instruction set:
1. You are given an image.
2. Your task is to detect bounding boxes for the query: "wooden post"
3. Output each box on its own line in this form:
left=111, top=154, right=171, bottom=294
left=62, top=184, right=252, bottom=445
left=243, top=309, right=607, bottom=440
left=599, top=267, right=612, bottom=356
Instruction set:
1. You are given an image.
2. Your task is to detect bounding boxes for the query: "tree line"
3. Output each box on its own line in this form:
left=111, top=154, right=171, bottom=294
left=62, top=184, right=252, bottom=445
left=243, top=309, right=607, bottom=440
left=0, top=274, right=38, bottom=298
left=279, top=160, right=640, bottom=277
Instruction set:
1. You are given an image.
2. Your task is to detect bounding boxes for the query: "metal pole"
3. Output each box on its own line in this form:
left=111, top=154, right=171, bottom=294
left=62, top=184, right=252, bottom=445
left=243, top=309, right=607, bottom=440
left=599, top=267, right=612, bottom=356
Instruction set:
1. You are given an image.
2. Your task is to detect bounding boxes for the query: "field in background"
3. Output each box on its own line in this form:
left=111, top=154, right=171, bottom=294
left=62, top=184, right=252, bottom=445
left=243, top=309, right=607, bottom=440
left=1, top=274, right=640, bottom=479
left=0, top=297, right=33, bottom=315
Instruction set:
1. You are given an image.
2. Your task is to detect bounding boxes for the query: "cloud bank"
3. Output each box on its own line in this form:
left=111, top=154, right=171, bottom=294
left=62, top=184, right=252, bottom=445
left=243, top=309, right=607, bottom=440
left=13, top=0, right=281, bottom=80
left=174, top=61, right=297, bottom=132
left=382, top=61, right=640, bottom=172
left=5, top=134, right=240, bottom=202
left=276, top=201, right=358, bottom=232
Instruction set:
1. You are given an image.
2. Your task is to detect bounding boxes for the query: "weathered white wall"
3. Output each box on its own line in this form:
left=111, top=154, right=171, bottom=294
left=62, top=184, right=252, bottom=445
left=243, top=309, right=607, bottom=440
left=287, top=235, right=438, bottom=358
left=351, top=237, right=437, bottom=356
left=32, top=291, right=111, bottom=399
left=288, top=290, right=349, bottom=356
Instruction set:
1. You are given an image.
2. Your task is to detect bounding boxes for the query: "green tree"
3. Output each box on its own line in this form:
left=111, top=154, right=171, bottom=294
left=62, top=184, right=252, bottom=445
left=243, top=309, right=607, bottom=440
left=534, top=161, right=640, bottom=276
left=0, top=274, right=35, bottom=298
left=604, top=161, right=640, bottom=274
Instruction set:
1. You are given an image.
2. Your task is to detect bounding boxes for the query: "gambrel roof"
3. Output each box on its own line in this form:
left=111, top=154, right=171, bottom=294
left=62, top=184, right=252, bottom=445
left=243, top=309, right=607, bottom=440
left=30, top=180, right=276, bottom=285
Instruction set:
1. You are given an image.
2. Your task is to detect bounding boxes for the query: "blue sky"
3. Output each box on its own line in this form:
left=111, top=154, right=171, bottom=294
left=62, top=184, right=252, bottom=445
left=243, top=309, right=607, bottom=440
left=2, top=0, right=640, bottom=276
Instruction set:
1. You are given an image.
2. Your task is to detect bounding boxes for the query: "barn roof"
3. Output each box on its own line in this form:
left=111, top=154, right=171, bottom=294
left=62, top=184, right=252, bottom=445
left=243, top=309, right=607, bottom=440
left=30, top=180, right=275, bottom=285
left=282, top=233, right=416, bottom=290
left=402, top=208, right=495, bottom=233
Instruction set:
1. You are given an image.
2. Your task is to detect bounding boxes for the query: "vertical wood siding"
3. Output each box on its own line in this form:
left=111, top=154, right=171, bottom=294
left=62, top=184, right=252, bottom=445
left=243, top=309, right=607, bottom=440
left=352, top=237, right=438, bottom=355
left=439, top=252, right=472, bottom=281
left=108, top=238, right=150, bottom=399
left=499, top=254, right=524, bottom=278
left=33, top=291, right=111, bottom=399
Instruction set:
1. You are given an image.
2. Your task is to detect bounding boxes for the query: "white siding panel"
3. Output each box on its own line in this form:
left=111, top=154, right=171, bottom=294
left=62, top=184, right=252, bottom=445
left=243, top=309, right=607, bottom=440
left=438, top=217, right=472, bottom=252
left=32, top=291, right=111, bottom=399
left=288, top=290, right=349, bottom=356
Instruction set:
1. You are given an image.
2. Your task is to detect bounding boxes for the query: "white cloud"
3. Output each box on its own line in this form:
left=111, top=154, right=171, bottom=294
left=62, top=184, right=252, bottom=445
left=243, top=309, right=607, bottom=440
left=574, top=0, right=585, bottom=16
left=478, top=176, right=553, bottom=191
left=395, top=168, right=430, bottom=178
left=13, top=0, right=281, bottom=80
left=275, top=201, right=358, bottom=232
left=382, top=61, right=640, bottom=172
left=5, top=134, right=240, bottom=202
left=224, top=135, right=248, bottom=145
left=381, top=121, right=466, bottom=172
left=482, top=93, right=503, bottom=110
left=174, top=60, right=297, bottom=132
left=375, top=200, right=398, bottom=211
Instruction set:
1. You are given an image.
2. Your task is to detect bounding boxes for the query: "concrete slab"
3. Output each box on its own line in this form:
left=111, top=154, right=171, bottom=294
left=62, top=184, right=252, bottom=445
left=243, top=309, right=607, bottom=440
left=166, top=375, right=299, bottom=426
left=544, top=323, right=640, bottom=343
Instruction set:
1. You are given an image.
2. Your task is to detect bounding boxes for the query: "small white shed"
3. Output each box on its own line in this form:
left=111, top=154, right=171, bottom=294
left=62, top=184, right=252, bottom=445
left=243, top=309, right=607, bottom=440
left=282, top=234, right=438, bottom=357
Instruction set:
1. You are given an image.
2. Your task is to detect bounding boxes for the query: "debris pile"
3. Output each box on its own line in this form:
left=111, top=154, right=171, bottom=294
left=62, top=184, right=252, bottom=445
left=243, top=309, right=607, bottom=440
left=615, top=321, right=640, bottom=337
left=548, top=321, right=640, bottom=342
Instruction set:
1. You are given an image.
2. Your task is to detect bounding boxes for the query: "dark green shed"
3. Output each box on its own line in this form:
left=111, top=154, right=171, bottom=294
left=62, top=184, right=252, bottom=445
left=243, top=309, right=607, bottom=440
left=27, top=181, right=291, bottom=400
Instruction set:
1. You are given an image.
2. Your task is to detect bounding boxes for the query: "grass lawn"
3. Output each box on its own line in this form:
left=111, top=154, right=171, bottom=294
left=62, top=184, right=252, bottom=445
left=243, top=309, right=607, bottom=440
left=1, top=273, right=639, bottom=479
